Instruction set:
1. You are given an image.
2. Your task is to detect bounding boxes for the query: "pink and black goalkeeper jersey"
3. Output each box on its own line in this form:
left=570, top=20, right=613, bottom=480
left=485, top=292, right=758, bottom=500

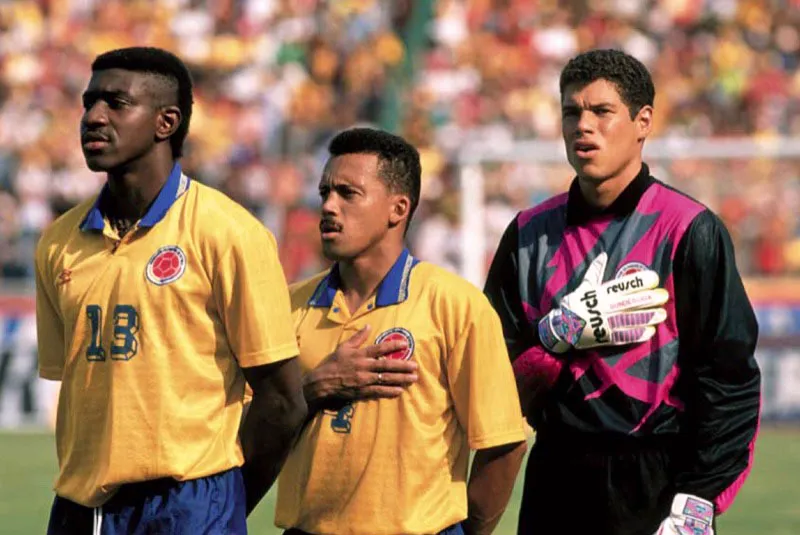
left=484, top=164, right=761, bottom=512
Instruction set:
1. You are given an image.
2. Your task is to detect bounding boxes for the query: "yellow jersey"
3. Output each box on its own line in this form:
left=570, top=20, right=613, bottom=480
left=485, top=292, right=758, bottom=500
left=34, top=164, right=298, bottom=507
left=276, top=249, right=526, bottom=535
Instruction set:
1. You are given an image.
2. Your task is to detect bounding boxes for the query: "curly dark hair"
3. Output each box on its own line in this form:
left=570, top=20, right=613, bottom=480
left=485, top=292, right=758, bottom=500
left=328, top=127, right=422, bottom=228
left=559, top=49, right=655, bottom=118
left=92, top=47, right=194, bottom=158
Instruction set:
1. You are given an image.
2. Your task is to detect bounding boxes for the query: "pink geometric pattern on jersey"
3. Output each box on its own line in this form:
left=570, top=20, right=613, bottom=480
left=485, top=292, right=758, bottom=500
left=517, top=193, right=568, bottom=229
left=635, top=184, right=706, bottom=256
left=553, top=307, right=586, bottom=345
left=521, top=301, right=540, bottom=323
left=540, top=218, right=612, bottom=312
left=517, top=182, right=706, bottom=434
left=570, top=272, right=684, bottom=432
left=683, top=497, right=714, bottom=522
left=563, top=185, right=705, bottom=432
left=616, top=183, right=704, bottom=349
left=608, top=311, right=657, bottom=329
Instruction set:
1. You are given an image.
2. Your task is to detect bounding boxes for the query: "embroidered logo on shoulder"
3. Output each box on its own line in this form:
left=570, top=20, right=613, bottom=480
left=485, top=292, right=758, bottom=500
left=145, top=245, right=187, bottom=286
left=375, top=327, right=415, bottom=360
left=57, top=269, right=72, bottom=286
left=615, top=261, right=648, bottom=279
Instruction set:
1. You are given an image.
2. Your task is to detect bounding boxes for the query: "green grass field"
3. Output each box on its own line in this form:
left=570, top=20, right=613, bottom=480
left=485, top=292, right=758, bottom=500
left=1, top=428, right=797, bottom=534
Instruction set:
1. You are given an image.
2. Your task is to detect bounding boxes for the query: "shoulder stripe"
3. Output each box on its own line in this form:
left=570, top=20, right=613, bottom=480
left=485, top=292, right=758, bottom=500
left=397, top=253, right=418, bottom=303
left=307, top=274, right=334, bottom=307
left=518, top=193, right=569, bottom=229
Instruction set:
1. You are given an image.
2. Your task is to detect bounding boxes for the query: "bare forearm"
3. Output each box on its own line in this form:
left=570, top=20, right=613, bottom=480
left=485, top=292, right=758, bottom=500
left=240, top=392, right=307, bottom=515
left=464, top=441, right=527, bottom=535
left=302, top=368, right=333, bottom=416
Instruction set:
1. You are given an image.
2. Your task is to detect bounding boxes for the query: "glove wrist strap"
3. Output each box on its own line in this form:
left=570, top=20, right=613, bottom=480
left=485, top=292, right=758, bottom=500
left=538, top=310, right=571, bottom=354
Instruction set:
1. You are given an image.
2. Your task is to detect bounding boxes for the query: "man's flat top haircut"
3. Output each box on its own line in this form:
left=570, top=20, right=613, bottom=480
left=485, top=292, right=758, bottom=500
left=328, top=128, right=422, bottom=223
left=92, top=47, right=194, bottom=158
left=560, top=49, right=655, bottom=118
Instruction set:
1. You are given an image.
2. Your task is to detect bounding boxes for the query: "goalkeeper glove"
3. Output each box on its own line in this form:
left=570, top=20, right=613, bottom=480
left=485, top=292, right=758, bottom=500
left=538, top=252, right=669, bottom=354
left=654, top=493, right=714, bottom=535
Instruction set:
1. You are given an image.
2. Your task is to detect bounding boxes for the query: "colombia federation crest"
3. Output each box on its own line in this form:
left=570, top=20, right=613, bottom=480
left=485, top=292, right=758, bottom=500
left=145, top=245, right=187, bottom=286
left=375, top=327, right=415, bottom=360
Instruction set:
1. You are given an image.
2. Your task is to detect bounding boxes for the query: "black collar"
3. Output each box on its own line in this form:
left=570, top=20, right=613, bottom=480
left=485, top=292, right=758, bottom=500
left=566, top=164, right=654, bottom=226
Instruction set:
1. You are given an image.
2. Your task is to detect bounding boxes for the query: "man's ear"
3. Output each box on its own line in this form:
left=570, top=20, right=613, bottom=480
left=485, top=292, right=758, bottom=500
left=388, top=194, right=411, bottom=229
left=635, top=104, right=653, bottom=142
left=156, top=106, right=182, bottom=141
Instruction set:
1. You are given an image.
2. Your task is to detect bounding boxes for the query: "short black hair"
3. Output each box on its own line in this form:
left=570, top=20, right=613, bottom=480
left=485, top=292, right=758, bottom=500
left=92, top=47, right=194, bottom=158
left=559, top=49, right=655, bottom=118
left=328, top=127, right=421, bottom=228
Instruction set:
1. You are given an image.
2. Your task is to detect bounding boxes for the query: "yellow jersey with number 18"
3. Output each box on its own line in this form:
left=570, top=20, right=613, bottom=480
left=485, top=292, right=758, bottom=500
left=275, top=249, right=526, bottom=535
left=35, top=163, right=298, bottom=507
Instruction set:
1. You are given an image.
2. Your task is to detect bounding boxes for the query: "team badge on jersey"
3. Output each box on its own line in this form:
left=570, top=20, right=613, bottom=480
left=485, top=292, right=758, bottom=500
left=615, top=261, right=648, bottom=279
left=145, top=245, right=187, bottom=286
left=375, top=327, right=415, bottom=360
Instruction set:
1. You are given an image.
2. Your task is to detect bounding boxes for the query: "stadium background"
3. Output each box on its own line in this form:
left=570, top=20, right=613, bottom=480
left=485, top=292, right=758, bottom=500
left=0, top=0, right=798, bottom=532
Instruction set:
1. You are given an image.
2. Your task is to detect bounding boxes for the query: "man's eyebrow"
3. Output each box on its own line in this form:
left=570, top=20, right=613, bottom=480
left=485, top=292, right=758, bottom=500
left=82, top=89, right=134, bottom=100
left=319, top=176, right=365, bottom=191
left=320, top=180, right=362, bottom=189
left=561, top=101, right=617, bottom=111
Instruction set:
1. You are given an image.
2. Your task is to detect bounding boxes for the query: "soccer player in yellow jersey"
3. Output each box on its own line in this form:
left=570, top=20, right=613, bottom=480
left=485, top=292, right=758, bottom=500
left=35, top=47, right=307, bottom=535
left=274, top=128, right=528, bottom=535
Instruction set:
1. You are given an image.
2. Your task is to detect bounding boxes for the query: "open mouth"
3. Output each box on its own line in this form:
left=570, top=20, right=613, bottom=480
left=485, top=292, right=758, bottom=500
left=573, top=141, right=599, bottom=158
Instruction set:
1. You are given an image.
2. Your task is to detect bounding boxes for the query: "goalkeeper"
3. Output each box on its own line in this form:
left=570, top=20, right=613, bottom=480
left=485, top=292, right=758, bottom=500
left=484, top=49, right=761, bottom=535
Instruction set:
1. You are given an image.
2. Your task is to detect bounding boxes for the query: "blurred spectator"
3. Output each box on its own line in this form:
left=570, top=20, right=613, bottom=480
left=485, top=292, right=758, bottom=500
left=411, top=0, right=800, bottom=277
left=1, top=0, right=799, bottom=283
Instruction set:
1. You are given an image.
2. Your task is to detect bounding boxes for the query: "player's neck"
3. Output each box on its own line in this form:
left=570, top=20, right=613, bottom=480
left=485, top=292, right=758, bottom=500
left=578, top=157, right=643, bottom=209
left=105, top=155, right=176, bottom=220
left=337, top=241, right=405, bottom=314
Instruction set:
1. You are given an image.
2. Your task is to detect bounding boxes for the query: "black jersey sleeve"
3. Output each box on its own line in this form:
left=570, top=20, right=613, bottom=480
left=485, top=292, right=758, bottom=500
left=483, top=217, right=538, bottom=360
left=672, top=209, right=761, bottom=513
left=484, top=217, right=564, bottom=422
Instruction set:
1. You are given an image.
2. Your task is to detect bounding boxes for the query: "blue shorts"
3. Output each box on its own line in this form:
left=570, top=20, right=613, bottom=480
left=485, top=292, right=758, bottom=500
left=47, top=468, right=246, bottom=535
left=283, top=523, right=463, bottom=535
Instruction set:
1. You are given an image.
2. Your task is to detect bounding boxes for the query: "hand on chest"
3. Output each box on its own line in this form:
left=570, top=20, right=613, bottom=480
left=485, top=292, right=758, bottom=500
left=296, top=306, right=448, bottom=398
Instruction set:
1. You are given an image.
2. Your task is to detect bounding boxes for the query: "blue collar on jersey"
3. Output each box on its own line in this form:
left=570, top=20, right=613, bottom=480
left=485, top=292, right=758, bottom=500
left=80, top=162, right=190, bottom=231
left=308, top=248, right=420, bottom=308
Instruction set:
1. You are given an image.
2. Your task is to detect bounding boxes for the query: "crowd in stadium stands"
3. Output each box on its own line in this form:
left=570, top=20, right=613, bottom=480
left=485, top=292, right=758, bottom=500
left=2, top=0, right=800, bottom=284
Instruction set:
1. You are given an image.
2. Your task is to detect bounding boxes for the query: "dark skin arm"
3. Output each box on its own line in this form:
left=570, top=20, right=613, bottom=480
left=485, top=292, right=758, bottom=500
left=303, top=325, right=420, bottom=415
left=464, top=441, right=528, bottom=535
left=240, top=357, right=307, bottom=516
